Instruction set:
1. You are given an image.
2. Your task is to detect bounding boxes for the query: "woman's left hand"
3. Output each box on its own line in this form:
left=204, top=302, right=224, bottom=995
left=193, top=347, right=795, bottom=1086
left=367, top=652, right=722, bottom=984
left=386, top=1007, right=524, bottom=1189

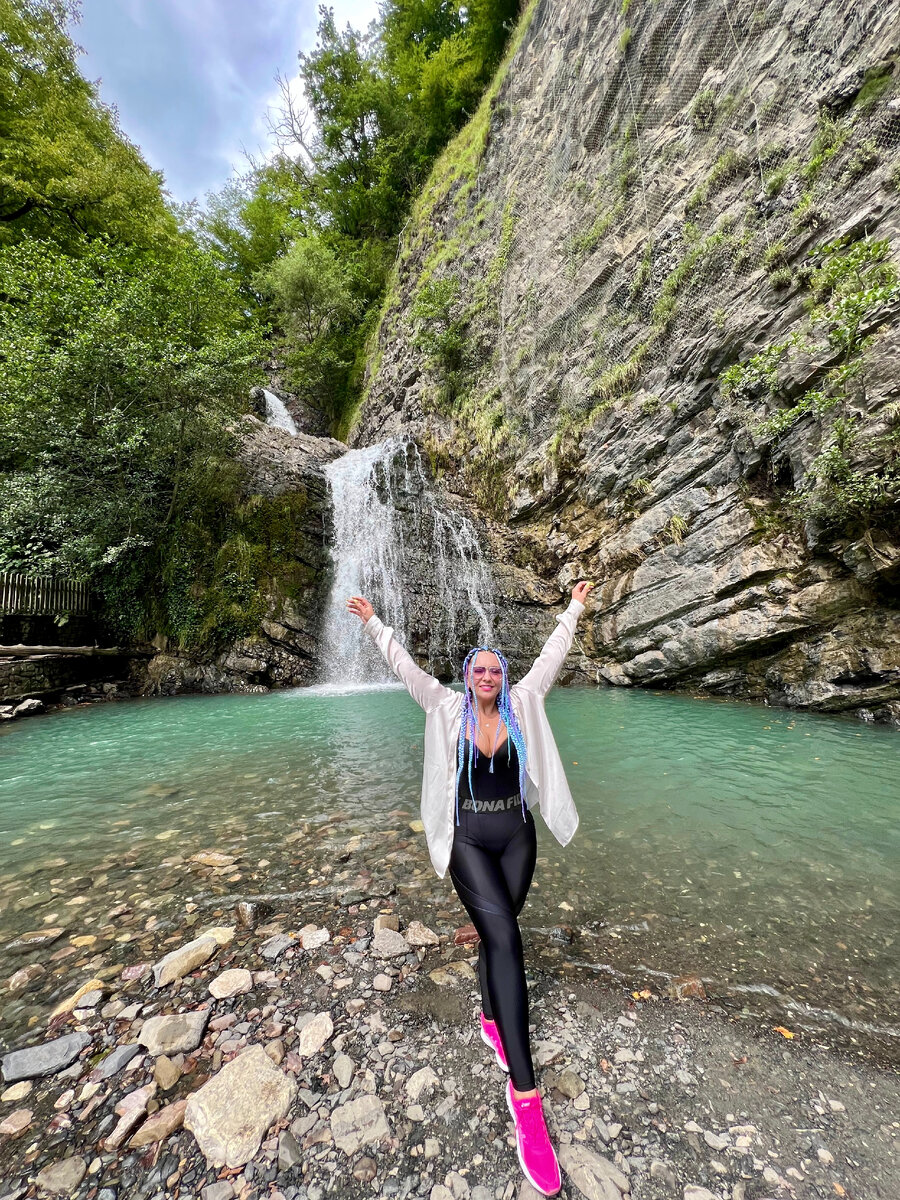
left=572, top=580, right=595, bottom=605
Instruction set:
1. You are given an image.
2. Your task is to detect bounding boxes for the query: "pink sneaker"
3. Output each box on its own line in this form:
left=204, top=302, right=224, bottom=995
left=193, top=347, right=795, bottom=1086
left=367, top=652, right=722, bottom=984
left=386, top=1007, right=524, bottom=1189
left=480, top=1013, right=509, bottom=1072
left=506, top=1079, right=562, bottom=1196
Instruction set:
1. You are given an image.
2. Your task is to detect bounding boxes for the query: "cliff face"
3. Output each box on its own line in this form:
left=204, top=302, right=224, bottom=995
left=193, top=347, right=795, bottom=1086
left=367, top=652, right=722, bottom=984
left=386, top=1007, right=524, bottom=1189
left=354, top=0, right=900, bottom=716
left=144, top=417, right=344, bottom=695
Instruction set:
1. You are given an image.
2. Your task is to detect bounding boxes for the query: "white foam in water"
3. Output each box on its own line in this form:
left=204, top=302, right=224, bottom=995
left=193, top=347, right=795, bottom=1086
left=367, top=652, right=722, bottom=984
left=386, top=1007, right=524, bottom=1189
left=263, top=388, right=298, bottom=436
left=321, top=439, right=494, bottom=685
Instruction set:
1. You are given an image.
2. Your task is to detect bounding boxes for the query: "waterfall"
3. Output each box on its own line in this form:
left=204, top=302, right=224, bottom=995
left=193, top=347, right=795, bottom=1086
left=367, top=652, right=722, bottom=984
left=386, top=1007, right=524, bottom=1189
left=320, top=440, right=494, bottom=686
left=263, top=389, right=299, bottom=436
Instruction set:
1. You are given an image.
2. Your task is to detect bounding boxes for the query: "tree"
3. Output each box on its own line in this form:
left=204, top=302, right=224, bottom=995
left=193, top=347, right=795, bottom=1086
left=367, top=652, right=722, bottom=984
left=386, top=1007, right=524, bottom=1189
left=195, top=156, right=313, bottom=309
left=299, top=6, right=407, bottom=239
left=0, top=0, right=176, bottom=250
left=0, top=236, right=263, bottom=630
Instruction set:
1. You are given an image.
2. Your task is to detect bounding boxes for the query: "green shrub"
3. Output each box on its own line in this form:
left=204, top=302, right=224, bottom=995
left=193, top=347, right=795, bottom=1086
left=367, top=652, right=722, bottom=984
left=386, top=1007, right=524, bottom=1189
left=691, top=89, right=717, bottom=131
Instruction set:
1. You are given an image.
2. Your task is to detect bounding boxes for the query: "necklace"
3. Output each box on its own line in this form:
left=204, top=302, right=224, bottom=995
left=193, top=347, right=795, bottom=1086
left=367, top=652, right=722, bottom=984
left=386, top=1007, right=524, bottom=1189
left=473, top=709, right=505, bottom=769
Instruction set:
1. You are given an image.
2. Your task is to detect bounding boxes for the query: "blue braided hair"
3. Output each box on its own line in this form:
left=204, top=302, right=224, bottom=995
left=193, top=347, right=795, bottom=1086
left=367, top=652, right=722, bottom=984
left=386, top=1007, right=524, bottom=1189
left=455, top=646, right=529, bottom=827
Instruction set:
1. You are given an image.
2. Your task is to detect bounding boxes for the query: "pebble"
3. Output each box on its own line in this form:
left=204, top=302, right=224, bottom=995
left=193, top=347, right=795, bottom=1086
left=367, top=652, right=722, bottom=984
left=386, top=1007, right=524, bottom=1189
left=703, top=1130, right=729, bottom=1151
left=260, top=933, right=293, bottom=961
left=139, top=1010, right=209, bottom=1056
left=372, top=927, right=411, bottom=958
left=277, top=1129, right=302, bottom=1171
left=299, top=925, right=330, bottom=950
left=557, top=1144, right=629, bottom=1196
left=153, top=1054, right=182, bottom=1090
left=92, top=1042, right=142, bottom=1080
left=405, top=920, right=440, bottom=946
left=296, top=1012, right=333, bottom=1057
left=102, top=1082, right=156, bottom=1149
left=333, top=1053, right=355, bottom=1088
left=34, top=1155, right=87, bottom=1195
left=209, top=968, right=253, bottom=999
left=0, top=1080, right=32, bottom=1102
left=353, top=1155, right=377, bottom=1182
left=50, top=978, right=105, bottom=1017
left=0, top=1108, right=32, bottom=1136
left=152, top=935, right=218, bottom=986
left=555, top=1069, right=585, bottom=1098
left=406, top=1065, right=440, bottom=1102
left=128, top=1098, right=188, bottom=1147
left=331, top=1094, right=391, bottom=1155
left=201, top=1183, right=234, bottom=1200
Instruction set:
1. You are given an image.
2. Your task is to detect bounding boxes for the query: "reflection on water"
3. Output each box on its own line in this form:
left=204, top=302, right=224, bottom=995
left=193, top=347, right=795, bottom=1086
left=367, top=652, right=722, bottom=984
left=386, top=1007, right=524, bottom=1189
left=0, top=686, right=897, bottom=1056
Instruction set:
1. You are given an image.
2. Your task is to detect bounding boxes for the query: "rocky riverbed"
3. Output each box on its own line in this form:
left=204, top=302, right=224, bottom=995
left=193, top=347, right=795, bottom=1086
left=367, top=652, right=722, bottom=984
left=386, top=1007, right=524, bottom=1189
left=1, top=815, right=897, bottom=1200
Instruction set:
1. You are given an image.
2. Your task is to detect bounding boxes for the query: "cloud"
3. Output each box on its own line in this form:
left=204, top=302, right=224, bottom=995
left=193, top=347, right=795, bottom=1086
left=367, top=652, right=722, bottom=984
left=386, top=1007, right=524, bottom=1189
left=76, top=0, right=381, bottom=204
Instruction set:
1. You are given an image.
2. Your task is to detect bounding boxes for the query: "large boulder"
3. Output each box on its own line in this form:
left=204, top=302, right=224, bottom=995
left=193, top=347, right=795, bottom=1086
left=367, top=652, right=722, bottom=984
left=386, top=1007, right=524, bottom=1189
left=184, top=1044, right=297, bottom=1167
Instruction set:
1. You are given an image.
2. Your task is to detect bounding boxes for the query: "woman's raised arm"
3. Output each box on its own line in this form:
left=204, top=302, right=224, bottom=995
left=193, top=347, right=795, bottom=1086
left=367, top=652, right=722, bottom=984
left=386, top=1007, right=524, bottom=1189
left=514, top=581, right=594, bottom=698
left=347, top=595, right=453, bottom=713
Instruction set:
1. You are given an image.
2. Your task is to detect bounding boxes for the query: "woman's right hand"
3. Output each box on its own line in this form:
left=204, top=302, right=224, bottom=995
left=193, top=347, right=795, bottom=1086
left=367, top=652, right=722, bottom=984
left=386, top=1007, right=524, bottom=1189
left=346, top=595, right=375, bottom=624
left=572, top=580, right=595, bottom=605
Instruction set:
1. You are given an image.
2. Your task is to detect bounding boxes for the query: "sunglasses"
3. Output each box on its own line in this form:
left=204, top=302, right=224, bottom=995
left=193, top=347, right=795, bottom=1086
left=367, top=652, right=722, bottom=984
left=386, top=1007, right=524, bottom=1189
left=471, top=666, right=503, bottom=678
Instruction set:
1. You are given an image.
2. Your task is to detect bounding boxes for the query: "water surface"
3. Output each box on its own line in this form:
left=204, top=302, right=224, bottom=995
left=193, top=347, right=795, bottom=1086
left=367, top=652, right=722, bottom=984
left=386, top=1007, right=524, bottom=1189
left=1, top=686, right=897, bottom=1058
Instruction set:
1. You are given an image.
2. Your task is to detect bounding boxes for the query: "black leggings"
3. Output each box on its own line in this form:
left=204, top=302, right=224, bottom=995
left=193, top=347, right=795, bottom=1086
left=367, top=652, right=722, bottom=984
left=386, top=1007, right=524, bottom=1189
left=448, top=802, right=538, bottom=1091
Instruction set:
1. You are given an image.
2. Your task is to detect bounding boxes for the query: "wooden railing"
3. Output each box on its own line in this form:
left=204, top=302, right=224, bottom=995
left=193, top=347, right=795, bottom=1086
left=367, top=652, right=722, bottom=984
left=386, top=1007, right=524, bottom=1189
left=0, top=572, right=91, bottom=615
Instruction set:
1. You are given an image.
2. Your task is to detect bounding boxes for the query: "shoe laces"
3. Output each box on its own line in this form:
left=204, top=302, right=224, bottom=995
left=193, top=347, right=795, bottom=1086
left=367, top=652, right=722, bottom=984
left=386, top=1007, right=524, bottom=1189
left=514, top=1093, right=549, bottom=1142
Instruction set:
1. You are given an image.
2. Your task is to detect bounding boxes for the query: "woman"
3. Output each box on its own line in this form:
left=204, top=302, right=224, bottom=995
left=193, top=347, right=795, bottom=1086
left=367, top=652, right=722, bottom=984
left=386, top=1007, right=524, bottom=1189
left=347, top=581, right=593, bottom=1196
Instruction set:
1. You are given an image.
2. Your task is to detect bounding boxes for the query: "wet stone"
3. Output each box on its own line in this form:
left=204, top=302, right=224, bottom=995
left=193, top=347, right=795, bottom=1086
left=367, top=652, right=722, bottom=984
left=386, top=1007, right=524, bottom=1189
left=152, top=935, right=218, bottom=986
left=0, top=1109, right=32, bottom=1136
left=153, top=1054, right=182, bottom=1090
left=129, top=1097, right=188, bottom=1148
left=92, top=1042, right=142, bottom=1080
left=34, top=1155, right=87, bottom=1196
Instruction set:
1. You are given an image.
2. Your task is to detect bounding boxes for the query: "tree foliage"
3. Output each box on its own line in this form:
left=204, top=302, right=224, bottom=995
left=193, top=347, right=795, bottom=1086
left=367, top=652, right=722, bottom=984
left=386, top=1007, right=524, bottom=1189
left=0, top=236, right=264, bottom=624
left=0, top=0, right=175, bottom=250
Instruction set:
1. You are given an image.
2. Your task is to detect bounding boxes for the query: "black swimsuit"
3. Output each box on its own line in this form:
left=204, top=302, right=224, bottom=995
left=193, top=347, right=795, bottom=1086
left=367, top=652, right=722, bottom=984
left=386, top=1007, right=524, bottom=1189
left=457, top=737, right=527, bottom=810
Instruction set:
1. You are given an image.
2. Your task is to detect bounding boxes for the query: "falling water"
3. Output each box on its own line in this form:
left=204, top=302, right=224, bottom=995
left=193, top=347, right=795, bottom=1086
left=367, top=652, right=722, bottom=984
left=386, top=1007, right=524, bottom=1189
left=321, top=440, right=494, bottom=685
left=263, top=389, right=299, bottom=436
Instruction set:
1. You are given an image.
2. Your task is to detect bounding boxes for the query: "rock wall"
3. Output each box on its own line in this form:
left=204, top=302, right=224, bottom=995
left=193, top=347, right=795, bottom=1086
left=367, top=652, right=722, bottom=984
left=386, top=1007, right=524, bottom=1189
left=354, top=0, right=900, bottom=715
left=0, top=653, right=125, bottom=705
left=142, top=417, right=345, bottom=696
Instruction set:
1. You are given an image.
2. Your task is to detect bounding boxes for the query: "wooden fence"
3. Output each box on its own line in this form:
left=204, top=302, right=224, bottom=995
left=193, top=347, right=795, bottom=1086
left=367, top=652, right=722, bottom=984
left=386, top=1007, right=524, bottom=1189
left=0, top=572, right=91, bottom=615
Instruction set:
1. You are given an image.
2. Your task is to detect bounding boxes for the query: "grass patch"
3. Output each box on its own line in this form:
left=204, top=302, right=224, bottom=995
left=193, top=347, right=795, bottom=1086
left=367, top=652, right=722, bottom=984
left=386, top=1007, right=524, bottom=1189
left=803, top=113, right=850, bottom=184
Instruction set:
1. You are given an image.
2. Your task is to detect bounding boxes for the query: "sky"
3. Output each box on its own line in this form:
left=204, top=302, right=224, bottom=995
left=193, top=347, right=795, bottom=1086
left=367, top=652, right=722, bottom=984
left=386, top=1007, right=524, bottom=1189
left=74, top=0, right=382, bottom=206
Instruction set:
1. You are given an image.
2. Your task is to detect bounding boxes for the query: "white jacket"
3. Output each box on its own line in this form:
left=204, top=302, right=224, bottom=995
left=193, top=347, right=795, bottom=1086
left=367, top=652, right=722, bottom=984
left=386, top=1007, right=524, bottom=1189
left=364, top=597, right=585, bottom=879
